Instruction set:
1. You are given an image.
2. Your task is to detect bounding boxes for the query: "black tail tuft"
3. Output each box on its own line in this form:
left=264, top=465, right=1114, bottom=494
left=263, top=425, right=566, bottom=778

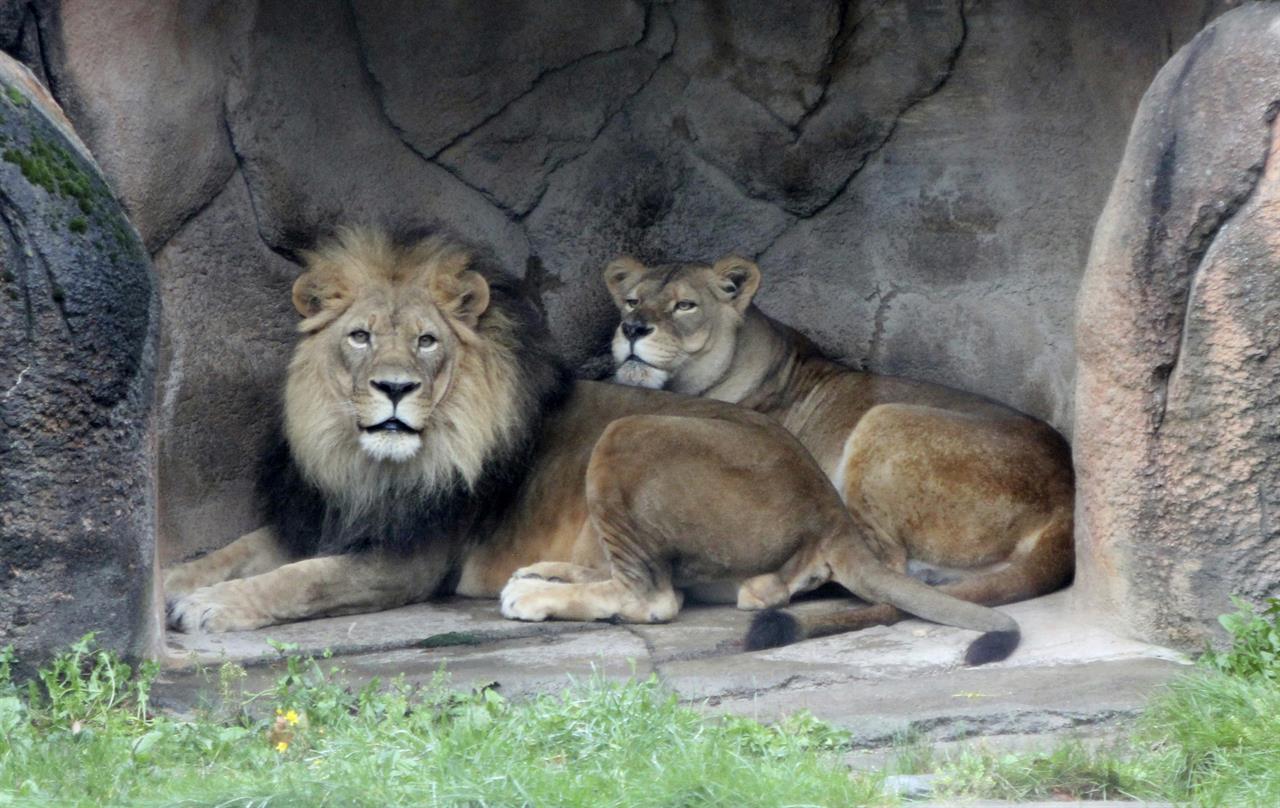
left=964, top=628, right=1020, bottom=666
left=744, top=609, right=803, bottom=651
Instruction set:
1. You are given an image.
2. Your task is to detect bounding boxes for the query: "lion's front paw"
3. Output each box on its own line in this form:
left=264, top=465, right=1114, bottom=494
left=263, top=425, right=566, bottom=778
left=500, top=577, right=565, bottom=622
left=166, top=583, right=270, bottom=634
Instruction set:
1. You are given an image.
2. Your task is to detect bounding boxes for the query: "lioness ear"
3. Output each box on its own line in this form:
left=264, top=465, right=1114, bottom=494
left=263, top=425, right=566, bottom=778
left=603, top=256, right=646, bottom=310
left=291, top=265, right=351, bottom=332
left=710, top=255, right=761, bottom=313
left=430, top=254, right=490, bottom=331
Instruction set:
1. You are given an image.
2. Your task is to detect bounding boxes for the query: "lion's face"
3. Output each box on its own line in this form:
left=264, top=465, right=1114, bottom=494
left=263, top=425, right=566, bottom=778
left=322, top=286, right=462, bottom=462
left=284, top=231, right=503, bottom=497
left=604, top=255, right=760, bottom=394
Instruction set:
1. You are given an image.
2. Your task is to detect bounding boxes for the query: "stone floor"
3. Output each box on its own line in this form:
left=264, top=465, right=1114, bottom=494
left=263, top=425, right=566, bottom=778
left=159, top=588, right=1189, bottom=756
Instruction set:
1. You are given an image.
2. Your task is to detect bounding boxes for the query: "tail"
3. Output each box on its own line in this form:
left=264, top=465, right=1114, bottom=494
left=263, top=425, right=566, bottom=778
left=744, top=510, right=1073, bottom=666
left=745, top=596, right=1020, bottom=666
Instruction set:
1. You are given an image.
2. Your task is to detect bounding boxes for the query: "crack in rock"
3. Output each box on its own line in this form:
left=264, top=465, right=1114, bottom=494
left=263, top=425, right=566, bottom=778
left=1151, top=104, right=1277, bottom=432
left=219, top=105, right=298, bottom=264
left=746, top=0, right=969, bottom=264
left=348, top=0, right=650, bottom=166
left=791, top=0, right=887, bottom=137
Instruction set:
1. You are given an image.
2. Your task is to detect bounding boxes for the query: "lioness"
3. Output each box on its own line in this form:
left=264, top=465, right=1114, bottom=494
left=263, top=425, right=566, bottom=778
left=606, top=255, right=1074, bottom=649
left=163, top=228, right=1019, bottom=664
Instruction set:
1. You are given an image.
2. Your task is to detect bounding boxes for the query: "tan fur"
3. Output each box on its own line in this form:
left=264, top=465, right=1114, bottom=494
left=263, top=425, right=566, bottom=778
left=161, top=230, right=1018, bottom=661
left=607, top=256, right=1074, bottom=642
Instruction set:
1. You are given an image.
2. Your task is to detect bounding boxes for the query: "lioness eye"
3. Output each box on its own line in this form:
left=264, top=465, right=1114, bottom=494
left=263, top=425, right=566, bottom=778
left=675, top=300, right=698, bottom=312
left=348, top=329, right=370, bottom=347
left=624, top=298, right=639, bottom=310
left=418, top=334, right=438, bottom=351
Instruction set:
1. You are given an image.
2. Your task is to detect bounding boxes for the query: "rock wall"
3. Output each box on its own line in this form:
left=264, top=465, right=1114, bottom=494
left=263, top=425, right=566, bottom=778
left=5, top=0, right=1230, bottom=567
left=0, top=53, right=160, bottom=667
left=1075, top=3, right=1280, bottom=646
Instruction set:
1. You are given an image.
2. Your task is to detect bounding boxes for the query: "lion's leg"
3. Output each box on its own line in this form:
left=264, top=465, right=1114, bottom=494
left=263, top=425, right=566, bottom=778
left=162, top=527, right=290, bottom=601
left=510, top=561, right=611, bottom=584
left=167, top=544, right=450, bottom=634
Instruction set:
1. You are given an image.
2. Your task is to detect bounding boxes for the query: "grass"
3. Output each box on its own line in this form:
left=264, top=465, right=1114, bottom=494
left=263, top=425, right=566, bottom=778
left=0, top=638, right=883, bottom=807
left=5, top=596, right=1280, bottom=806
left=925, top=596, right=1280, bottom=806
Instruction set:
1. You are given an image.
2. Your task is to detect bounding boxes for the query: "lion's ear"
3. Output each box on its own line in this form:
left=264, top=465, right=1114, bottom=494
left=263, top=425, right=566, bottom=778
left=710, top=255, right=761, bottom=313
left=603, top=256, right=646, bottom=310
left=292, top=267, right=351, bottom=332
left=431, top=254, right=490, bottom=330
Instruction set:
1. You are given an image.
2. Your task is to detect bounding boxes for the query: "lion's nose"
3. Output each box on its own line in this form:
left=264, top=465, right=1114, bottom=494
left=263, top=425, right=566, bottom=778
left=622, top=321, right=653, bottom=341
left=371, top=379, right=421, bottom=404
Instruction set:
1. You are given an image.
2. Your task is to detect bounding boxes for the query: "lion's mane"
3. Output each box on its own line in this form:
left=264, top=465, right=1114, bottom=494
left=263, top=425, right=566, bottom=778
left=254, top=228, right=570, bottom=559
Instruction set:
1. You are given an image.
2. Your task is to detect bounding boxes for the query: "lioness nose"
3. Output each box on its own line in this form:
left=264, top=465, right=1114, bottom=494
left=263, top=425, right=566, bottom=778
left=622, top=321, right=653, bottom=341
left=371, top=379, right=421, bottom=403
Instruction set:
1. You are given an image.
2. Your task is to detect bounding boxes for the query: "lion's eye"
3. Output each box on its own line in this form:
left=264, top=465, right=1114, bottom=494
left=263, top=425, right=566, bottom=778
left=418, top=334, right=439, bottom=352
left=624, top=298, right=639, bottom=310
left=675, top=300, right=698, bottom=312
left=348, top=330, right=371, bottom=347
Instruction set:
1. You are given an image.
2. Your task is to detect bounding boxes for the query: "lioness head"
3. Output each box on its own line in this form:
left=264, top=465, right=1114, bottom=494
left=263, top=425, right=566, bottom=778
left=283, top=228, right=561, bottom=508
left=604, top=255, right=760, bottom=394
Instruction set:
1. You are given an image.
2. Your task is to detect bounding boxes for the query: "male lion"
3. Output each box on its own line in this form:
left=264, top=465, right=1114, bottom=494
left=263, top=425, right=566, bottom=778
left=164, top=228, right=1019, bottom=664
left=606, top=255, right=1074, bottom=649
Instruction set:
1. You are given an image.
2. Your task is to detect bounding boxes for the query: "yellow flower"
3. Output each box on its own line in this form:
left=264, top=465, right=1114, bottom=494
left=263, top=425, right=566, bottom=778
left=285, top=709, right=300, bottom=726
left=276, top=708, right=283, bottom=716
left=275, top=741, right=289, bottom=753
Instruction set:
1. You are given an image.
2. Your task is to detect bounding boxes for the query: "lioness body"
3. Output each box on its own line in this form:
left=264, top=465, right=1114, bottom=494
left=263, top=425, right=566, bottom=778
left=607, top=256, right=1073, bottom=642
left=163, top=230, right=1018, bottom=663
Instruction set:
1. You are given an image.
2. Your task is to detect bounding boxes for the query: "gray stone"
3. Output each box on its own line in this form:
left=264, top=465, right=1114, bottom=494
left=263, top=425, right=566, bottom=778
left=672, top=0, right=964, bottom=216
left=224, top=0, right=527, bottom=264
left=0, top=1, right=26, bottom=52
left=156, top=592, right=1187, bottom=753
left=352, top=0, right=646, bottom=158
left=49, top=0, right=248, bottom=253
left=151, top=175, right=297, bottom=563
left=0, top=1, right=45, bottom=88
left=165, top=597, right=615, bottom=669
left=0, top=54, right=159, bottom=668
left=1074, top=3, right=1280, bottom=647
left=437, top=43, right=666, bottom=216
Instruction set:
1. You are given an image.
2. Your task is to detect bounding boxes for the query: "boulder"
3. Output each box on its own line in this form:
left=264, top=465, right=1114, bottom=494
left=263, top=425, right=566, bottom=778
left=0, top=54, right=159, bottom=668
left=1075, top=3, right=1280, bottom=646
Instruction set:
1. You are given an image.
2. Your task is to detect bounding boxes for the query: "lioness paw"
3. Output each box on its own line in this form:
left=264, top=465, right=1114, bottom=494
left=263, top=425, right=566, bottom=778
left=166, top=584, right=270, bottom=634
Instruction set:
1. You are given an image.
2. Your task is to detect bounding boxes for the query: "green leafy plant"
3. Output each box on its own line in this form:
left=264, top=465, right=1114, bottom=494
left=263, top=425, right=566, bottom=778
left=1199, top=596, right=1280, bottom=680
left=25, top=633, right=158, bottom=731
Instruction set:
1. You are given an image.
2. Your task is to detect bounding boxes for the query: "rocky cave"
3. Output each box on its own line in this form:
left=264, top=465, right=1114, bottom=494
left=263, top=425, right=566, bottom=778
left=1, top=0, right=1278, bottom=671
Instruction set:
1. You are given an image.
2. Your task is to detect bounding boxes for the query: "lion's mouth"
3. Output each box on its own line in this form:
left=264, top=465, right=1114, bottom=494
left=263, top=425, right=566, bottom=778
left=362, top=417, right=421, bottom=435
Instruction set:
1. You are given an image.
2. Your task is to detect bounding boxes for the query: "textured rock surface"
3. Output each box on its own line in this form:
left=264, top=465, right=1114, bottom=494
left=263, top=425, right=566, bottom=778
left=0, top=54, right=159, bottom=666
left=1075, top=3, right=1280, bottom=647
left=8, top=0, right=1230, bottom=565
